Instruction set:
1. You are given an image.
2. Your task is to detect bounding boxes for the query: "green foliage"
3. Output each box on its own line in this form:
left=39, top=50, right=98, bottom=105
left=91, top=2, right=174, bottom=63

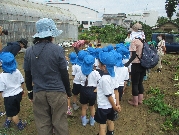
left=156, top=17, right=169, bottom=26
left=78, top=24, right=128, bottom=43
left=165, top=0, right=179, bottom=20
left=144, top=87, right=179, bottom=132
left=162, top=59, right=171, bottom=65
left=79, top=22, right=153, bottom=43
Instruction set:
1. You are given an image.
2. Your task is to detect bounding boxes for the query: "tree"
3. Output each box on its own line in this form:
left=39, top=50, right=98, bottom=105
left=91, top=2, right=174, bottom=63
left=156, top=17, right=169, bottom=26
left=165, top=0, right=179, bottom=20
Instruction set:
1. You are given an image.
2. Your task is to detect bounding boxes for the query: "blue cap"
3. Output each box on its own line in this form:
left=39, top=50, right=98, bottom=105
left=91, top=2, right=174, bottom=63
left=76, top=50, right=88, bottom=66
left=99, top=51, right=116, bottom=77
left=95, top=48, right=102, bottom=59
left=116, top=53, right=123, bottom=67
left=0, top=52, right=17, bottom=73
left=81, top=55, right=95, bottom=75
left=87, top=47, right=96, bottom=57
left=69, top=52, right=77, bottom=64
left=32, top=18, right=63, bottom=38
left=106, top=45, right=114, bottom=52
left=116, top=43, right=125, bottom=49
left=102, top=46, right=109, bottom=52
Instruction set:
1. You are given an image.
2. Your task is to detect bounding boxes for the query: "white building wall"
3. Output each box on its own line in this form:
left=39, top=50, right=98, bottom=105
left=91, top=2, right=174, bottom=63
left=46, top=3, right=101, bottom=29
left=126, top=11, right=158, bottom=27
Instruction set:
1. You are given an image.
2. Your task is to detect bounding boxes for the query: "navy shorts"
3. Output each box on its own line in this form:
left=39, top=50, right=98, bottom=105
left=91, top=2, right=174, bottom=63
left=4, top=92, right=22, bottom=117
left=118, top=86, right=124, bottom=101
left=80, top=86, right=96, bottom=106
left=72, top=83, right=82, bottom=95
left=94, top=107, right=115, bottom=124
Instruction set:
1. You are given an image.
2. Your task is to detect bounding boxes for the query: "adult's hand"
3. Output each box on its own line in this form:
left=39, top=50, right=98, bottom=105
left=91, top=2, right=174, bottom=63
left=28, top=90, right=33, bottom=101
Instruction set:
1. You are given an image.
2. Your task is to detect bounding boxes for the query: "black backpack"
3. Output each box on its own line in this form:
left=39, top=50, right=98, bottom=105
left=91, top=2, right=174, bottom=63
left=136, top=38, right=159, bottom=69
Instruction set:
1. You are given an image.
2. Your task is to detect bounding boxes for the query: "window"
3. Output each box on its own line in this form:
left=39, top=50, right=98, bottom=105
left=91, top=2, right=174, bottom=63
left=165, top=35, right=173, bottom=43
left=82, top=21, right=88, bottom=25
left=174, top=35, right=179, bottom=43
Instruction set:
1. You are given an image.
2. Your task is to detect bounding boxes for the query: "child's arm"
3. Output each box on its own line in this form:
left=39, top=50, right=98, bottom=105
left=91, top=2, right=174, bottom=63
left=114, top=89, right=119, bottom=105
left=108, top=96, right=121, bottom=112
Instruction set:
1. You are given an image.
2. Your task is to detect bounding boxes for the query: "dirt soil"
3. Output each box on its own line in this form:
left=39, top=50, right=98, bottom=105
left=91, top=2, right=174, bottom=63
left=0, top=47, right=179, bottom=135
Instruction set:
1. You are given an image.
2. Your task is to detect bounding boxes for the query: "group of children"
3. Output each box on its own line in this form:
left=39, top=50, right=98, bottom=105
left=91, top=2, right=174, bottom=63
left=0, top=42, right=131, bottom=134
left=67, top=43, right=131, bottom=135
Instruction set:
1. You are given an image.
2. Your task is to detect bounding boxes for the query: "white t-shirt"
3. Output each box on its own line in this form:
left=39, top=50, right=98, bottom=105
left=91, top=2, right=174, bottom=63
left=122, top=58, right=131, bottom=72
left=72, top=64, right=82, bottom=84
left=79, top=70, right=101, bottom=87
left=97, top=74, right=116, bottom=109
left=0, top=69, right=24, bottom=97
left=114, top=66, right=129, bottom=87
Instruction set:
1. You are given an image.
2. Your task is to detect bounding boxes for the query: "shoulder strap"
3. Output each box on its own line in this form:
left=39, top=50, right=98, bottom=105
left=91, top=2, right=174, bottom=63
left=135, top=37, right=145, bottom=60
left=135, top=37, right=145, bottom=43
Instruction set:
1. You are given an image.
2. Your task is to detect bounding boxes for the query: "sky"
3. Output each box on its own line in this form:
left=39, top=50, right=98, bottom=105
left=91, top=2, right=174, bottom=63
left=29, top=0, right=179, bottom=17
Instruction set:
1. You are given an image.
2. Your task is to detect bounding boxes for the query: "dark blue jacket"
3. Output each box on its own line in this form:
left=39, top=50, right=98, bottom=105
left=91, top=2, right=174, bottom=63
left=1, top=42, right=21, bottom=56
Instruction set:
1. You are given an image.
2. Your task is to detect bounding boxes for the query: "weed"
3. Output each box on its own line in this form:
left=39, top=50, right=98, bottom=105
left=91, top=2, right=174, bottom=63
left=144, top=87, right=179, bottom=132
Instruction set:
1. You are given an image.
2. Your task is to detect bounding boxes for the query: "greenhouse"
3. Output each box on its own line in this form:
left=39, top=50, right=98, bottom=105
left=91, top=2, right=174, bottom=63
left=0, top=0, right=78, bottom=46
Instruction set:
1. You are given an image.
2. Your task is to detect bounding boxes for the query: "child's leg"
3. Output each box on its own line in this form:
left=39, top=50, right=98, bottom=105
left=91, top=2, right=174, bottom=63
left=107, top=120, right=114, bottom=131
left=12, top=115, right=20, bottom=124
left=81, top=104, right=88, bottom=116
left=72, top=95, right=79, bottom=110
left=10, top=114, right=26, bottom=130
left=73, top=95, right=78, bottom=104
left=99, top=124, right=107, bottom=135
left=81, top=104, right=89, bottom=126
left=89, top=105, right=95, bottom=117
left=89, top=105, right=95, bottom=126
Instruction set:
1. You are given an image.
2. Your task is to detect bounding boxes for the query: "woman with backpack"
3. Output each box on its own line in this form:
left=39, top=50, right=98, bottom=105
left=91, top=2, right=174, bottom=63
left=124, top=22, right=146, bottom=106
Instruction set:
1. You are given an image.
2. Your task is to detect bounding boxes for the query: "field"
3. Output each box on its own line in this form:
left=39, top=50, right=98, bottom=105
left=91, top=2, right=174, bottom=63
left=0, top=47, right=179, bottom=135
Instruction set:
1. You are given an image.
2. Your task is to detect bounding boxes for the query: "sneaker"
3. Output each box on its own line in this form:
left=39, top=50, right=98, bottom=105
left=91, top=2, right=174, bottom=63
left=81, top=116, right=89, bottom=126
left=90, top=116, right=95, bottom=126
left=157, top=68, right=161, bottom=72
left=17, top=119, right=27, bottom=130
left=127, top=80, right=131, bottom=86
left=66, top=106, right=73, bottom=116
left=72, top=103, right=79, bottom=111
left=143, top=76, right=147, bottom=81
left=3, top=119, right=11, bottom=128
left=0, top=112, right=6, bottom=117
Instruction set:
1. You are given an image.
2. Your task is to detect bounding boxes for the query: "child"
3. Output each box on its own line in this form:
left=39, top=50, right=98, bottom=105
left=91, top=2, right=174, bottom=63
left=71, top=50, right=88, bottom=111
left=66, top=53, right=76, bottom=115
left=94, top=48, right=103, bottom=76
left=0, top=52, right=26, bottom=130
left=79, top=54, right=101, bottom=126
left=113, top=51, right=129, bottom=101
left=118, top=47, right=131, bottom=86
left=94, top=51, right=121, bottom=135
